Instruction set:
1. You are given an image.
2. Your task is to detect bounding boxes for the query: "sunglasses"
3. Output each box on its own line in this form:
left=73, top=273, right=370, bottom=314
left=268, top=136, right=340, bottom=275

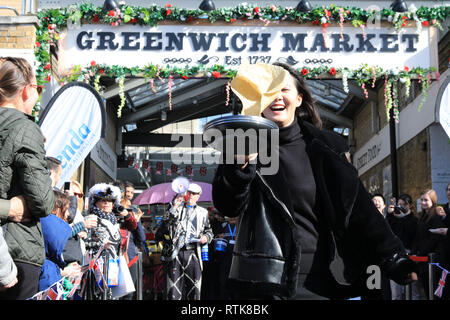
left=29, top=84, right=44, bottom=96
left=74, top=193, right=84, bottom=198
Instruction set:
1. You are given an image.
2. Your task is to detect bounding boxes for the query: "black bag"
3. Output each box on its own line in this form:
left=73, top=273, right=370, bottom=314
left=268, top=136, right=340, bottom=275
left=63, top=235, right=83, bottom=265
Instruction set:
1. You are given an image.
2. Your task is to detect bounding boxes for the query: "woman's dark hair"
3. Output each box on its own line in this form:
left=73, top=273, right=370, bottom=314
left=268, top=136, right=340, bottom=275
left=0, top=57, right=34, bottom=105
left=272, top=62, right=322, bottom=128
left=124, top=181, right=134, bottom=189
left=399, top=194, right=413, bottom=205
left=53, top=190, right=70, bottom=221
left=45, top=156, right=62, bottom=173
left=372, top=193, right=385, bottom=204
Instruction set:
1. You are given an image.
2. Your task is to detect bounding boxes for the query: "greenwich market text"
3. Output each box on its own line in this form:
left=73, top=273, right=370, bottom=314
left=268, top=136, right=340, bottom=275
left=76, top=31, right=419, bottom=57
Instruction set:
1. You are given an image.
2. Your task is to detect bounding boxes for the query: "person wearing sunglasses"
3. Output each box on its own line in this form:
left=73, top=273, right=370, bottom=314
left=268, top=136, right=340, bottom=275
left=0, top=57, right=55, bottom=300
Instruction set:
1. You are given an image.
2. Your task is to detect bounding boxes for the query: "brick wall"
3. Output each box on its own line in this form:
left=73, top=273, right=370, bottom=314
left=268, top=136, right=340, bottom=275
left=0, top=16, right=38, bottom=50
left=397, top=128, right=431, bottom=209
left=0, top=24, right=36, bottom=49
left=354, top=101, right=372, bottom=150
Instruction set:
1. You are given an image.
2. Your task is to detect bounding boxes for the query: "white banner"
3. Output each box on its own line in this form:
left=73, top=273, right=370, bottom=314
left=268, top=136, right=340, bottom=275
left=39, top=82, right=105, bottom=189
left=60, top=24, right=435, bottom=71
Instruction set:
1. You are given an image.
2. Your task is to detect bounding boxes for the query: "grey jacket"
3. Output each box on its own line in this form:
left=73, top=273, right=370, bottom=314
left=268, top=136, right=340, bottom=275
left=0, top=108, right=54, bottom=267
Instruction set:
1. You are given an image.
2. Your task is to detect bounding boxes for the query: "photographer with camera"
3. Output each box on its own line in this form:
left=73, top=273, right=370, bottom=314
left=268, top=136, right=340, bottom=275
left=386, top=194, right=419, bottom=299
left=387, top=195, right=418, bottom=252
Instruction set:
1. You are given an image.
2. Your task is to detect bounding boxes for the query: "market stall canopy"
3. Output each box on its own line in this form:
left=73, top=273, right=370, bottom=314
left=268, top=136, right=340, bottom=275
left=132, top=180, right=212, bottom=205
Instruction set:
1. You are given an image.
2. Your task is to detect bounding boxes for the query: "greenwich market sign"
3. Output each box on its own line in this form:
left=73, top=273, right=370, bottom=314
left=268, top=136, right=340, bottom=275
left=33, top=4, right=449, bottom=118
left=63, top=24, right=433, bottom=71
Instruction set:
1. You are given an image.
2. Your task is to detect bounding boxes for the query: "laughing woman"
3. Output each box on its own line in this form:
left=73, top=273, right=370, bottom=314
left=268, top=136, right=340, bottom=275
left=212, top=62, right=417, bottom=300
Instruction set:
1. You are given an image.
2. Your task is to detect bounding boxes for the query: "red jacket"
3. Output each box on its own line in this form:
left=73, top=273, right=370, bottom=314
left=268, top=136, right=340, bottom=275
left=119, top=213, right=137, bottom=257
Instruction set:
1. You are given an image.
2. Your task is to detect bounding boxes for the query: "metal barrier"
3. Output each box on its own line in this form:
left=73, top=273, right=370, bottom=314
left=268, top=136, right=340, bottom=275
left=405, top=282, right=411, bottom=300
left=136, top=251, right=143, bottom=300
left=428, top=253, right=435, bottom=300
left=405, top=253, right=440, bottom=300
left=102, top=250, right=109, bottom=300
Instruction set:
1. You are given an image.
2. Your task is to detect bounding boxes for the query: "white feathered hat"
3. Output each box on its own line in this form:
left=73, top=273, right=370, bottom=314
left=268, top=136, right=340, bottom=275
left=88, top=183, right=122, bottom=206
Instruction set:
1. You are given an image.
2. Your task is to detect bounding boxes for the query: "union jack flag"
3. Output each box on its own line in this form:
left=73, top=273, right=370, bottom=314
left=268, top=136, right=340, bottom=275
left=45, top=282, right=64, bottom=300
left=94, top=258, right=104, bottom=287
left=434, top=269, right=448, bottom=298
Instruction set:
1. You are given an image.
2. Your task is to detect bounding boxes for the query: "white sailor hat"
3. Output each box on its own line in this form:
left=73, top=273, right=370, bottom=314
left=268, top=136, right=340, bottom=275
left=187, top=183, right=202, bottom=194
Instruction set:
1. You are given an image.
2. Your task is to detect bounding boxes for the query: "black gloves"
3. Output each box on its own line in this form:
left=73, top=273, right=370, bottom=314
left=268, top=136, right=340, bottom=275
left=381, top=253, right=418, bottom=285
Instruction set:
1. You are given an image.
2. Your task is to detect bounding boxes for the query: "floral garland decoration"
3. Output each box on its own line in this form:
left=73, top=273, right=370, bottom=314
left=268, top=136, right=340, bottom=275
left=33, top=3, right=448, bottom=118
left=116, top=76, right=126, bottom=118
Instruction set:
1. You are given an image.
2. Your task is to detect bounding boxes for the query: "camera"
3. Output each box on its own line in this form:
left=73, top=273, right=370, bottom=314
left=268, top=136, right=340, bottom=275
left=112, top=204, right=124, bottom=215
left=394, top=205, right=408, bottom=214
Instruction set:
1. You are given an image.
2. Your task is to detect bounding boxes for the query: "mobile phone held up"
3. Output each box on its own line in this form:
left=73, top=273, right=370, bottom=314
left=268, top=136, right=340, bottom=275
left=64, top=181, right=71, bottom=191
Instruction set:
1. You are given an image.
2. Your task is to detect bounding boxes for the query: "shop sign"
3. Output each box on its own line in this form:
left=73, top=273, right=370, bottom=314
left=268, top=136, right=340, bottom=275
left=355, top=140, right=384, bottom=173
left=61, top=24, right=435, bottom=71
left=91, top=138, right=117, bottom=180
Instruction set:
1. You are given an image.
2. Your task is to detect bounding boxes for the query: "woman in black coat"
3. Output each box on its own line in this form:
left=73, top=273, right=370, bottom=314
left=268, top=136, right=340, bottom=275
left=212, top=62, right=417, bottom=300
left=411, top=189, right=447, bottom=299
left=387, top=194, right=418, bottom=253
left=386, top=194, right=418, bottom=299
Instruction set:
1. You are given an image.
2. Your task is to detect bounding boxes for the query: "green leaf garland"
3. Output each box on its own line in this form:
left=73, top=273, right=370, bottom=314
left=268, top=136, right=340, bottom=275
left=33, top=3, right=449, bottom=118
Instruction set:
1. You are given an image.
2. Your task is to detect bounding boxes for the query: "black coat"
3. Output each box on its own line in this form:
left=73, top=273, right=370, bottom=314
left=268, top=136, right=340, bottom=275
left=386, top=212, right=418, bottom=251
left=213, top=118, right=410, bottom=299
left=411, top=211, right=446, bottom=257
left=442, top=204, right=450, bottom=269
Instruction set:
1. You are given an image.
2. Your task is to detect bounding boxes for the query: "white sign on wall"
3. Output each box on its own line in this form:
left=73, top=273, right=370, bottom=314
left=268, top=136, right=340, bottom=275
left=60, top=24, right=435, bottom=71
left=354, top=130, right=388, bottom=176
left=90, top=138, right=117, bottom=180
